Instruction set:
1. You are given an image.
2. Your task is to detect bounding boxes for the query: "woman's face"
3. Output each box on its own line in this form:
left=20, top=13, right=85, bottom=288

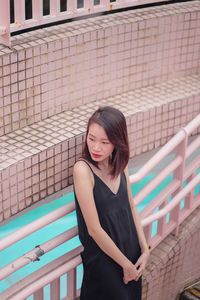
left=87, top=123, right=114, bottom=163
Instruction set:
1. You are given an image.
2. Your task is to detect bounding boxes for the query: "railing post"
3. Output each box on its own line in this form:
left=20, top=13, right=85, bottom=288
left=84, top=0, right=94, bottom=13
left=184, top=173, right=195, bottom=209
left=157, top=197, right=168, bottom=237
left=0, top=0, right=10, bottom=47
left=14, top=0, right=25, bottom=29
left=67, top=0, right=77, bottom=12
left=50, top=0, right=60, bottom=16
left=50, top=278, right=60, bottom=300
left=32, top=0, right=43, bottom=22
left=170, top=128, right=188, bottom=235
left=34, top=288, right=44, bottom=300
left=100, top=0, right=110, bottom=5
left=67, top=268, right=77, bottom=299
left=143, top=224, right=152, bottom=246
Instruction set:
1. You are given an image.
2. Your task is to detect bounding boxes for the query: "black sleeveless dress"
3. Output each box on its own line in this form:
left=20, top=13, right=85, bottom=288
left=74, top=161, right=142, bottom=300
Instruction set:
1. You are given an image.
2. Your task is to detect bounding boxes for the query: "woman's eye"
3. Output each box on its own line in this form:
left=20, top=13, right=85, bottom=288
left=102, top=141, right=109, bottom=145
left=89, top=137, right=94, bottom=141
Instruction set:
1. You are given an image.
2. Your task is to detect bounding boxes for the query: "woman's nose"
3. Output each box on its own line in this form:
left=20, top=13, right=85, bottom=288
left=93, top=142, right=101, bottom=151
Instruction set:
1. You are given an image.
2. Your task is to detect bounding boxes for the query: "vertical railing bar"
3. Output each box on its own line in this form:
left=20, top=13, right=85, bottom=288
left=100, top=0, right=110, bottom=6
left=32, top=0, right=43, bottom=22
left=34, top=288, right=44, bottom=300
left=67, top=268, right=77, bottom=298
left=184, top=173, right=195, bottom=210
left=143, top=224, right=152, bottom=246
left=157, top=198, right=168, bottom=236
left=67, top=0, right=76, bottom=12
left=50, top=0, right=60, bottom=16
left=171, top=130, right=188, bottom=235
left=50, top=277, right=60, bottom=300
left=0, top=0, right=10, bottom=46
left=84, top=0, right=94, bottom=11
left=14, top=0, right=25, bottom=25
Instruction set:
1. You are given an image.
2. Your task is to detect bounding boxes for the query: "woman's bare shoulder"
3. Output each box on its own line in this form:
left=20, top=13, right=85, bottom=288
left=73, top=160, right=94, bottom=183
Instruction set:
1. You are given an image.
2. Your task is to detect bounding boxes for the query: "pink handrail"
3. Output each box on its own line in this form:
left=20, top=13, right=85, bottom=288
left=0, top=114, right=199, bottom=299
left=0, top=226, right=78, bottom=281
left=186, top=135, right=200, bottom=159
left=130, top=114, right=200, bottom=184
left=8, top=255, right=82, bottom=300
left=132, top=113, right=200, bottom=248
left=0, top=201, right=75, bottom=252
left=134, top=155, right=182, bottom=205
left=130, top=130, right=186, bottom=184
left=142, top=172, right=200, bottom=227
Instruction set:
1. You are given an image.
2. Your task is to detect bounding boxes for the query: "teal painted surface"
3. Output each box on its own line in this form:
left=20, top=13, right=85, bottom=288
left=0, top=174, right=158, bottom=295
left=0, top=169, right=199, bottom=297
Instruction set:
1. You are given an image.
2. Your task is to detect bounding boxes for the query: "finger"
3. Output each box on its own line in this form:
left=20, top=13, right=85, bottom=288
left=137, top=264, right=144, bottom=275
left=135, top=260, right=141, bottom=269
left=135, top=271, right=142, bottom=281
left=135, top=261, right=143, bottom=271
left=136, top=268, right=143, bottom=280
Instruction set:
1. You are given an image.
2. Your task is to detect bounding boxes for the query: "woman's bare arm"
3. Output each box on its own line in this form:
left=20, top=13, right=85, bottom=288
left=73, top=161, right=139, bottom=283
left=124, top=166, right=150, bottom=279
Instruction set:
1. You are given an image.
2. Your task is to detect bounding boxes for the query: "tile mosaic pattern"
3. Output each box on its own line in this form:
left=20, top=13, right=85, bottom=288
left=0, top=4, right=200, bottom=299
left=142, top=205, right=200, bottom=300
left=0, top=1, right=200, bottom=136
left=0, top=74, right=199, bottom=171
left=0, top=74, right=200, bottom=221
left=0, top=1, right=200, bottom=221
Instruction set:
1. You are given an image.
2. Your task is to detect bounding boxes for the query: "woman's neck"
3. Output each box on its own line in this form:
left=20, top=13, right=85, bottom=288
left=98, top=158, right=109, bottom=169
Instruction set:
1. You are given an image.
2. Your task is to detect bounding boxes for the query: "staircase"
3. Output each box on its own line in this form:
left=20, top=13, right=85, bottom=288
left=179, top=282, right=200, bottom=300
left=0, top=1, right=200, bottom=223
left=0, top=2, right=200, bottom=299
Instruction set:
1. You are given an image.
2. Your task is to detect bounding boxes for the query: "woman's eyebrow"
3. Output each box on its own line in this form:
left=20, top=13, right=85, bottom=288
left=88, top=133, right=95, bottom=137
left=88, top=133, right=109, bottom=141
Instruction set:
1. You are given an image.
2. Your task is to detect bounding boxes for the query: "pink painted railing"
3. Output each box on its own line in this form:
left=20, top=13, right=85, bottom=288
left=130, top=113, right=200, bottom=249
left=0, top=114, right=200, bottom=299
left=0, top=0, right=171, bottom=47
left=0, top=201, right=83, bottom=300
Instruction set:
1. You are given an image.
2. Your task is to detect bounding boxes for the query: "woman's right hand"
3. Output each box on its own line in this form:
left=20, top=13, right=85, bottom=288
left=123, top=261, right=139, bottom=284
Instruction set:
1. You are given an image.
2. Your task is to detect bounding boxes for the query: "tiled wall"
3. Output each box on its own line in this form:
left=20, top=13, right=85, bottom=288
left=0, top=1, right=200, bottom=136
left=0, top=2, right=200, bottom=298
left=0, top=77, right=200, bottom=221
left=0, top=1, right=200, bottom=221
left=0, top=134, right=84, bottom=220
left=142, top=205, right=200, bottom=300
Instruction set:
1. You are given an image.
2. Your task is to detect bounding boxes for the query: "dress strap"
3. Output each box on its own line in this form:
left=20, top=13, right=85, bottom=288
left=77, top=159, right=95, bottom=175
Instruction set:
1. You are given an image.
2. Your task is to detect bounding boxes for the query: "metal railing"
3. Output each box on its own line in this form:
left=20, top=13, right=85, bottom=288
left=0, top=0, right=172, bottom=47
left=130, top=114, right=200, bottom=248
left=0, top=114, right=200, bottom=299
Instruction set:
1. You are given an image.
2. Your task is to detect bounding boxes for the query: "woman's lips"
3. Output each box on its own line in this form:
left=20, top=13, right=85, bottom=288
left=92, top=153, right=102, bottom=158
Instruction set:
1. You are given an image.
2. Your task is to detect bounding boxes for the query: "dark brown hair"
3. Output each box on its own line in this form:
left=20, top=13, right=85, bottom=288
left=82, top=106, right=130, bottom=177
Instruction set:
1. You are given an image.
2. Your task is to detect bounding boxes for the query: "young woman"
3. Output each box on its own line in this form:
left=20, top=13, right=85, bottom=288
left=73, top=106, right=149, bottom=300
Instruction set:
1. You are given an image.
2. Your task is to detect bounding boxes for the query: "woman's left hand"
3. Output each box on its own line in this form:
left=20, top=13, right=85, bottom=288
left=134, top=250, right=150, bottom=280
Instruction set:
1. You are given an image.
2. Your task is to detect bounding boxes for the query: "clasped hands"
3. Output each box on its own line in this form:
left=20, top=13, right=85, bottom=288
left=123, top=251, right=150, bottom=284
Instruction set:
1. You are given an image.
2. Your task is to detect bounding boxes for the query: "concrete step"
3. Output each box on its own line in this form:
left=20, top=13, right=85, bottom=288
left=0, top=74, right=200, bottom=221
left=179, top=282, right=200, bottom=300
